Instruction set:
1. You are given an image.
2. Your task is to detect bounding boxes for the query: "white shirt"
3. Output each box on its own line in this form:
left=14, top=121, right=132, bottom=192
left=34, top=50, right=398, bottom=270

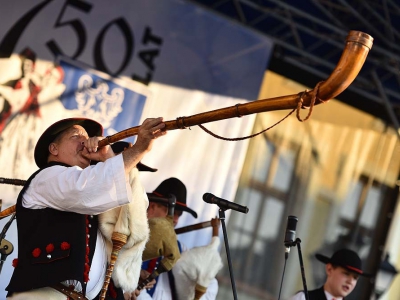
left=22, top=154, right=132, bottom=299
left=24, top=154, right=132, bottom=214
left=288, top=290, right=343, bottom=300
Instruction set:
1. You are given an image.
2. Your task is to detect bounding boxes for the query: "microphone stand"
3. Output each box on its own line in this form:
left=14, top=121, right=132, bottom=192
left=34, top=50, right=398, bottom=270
left=292, top=238, right=309, bottom=300
left=219, top=208, right=238, bottom=300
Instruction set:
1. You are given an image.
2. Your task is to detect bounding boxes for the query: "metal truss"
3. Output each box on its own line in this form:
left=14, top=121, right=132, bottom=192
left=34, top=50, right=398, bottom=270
left=189, top=0, right=400, bottom=132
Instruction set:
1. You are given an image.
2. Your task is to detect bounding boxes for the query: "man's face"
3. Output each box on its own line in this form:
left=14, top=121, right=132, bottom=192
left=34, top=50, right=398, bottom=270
left=147, top=202, right=183, bottom=227
left=172, top=209, right=183, bottom=227
left=48, top=125, right=90, bottom=169
left=22, top=58, right=34, bottom=76
left=324, top=264, right=359, bottom=298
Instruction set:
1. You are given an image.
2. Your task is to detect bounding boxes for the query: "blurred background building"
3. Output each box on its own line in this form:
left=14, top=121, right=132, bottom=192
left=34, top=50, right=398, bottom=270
left=217, top=71, right=399, bottom=299
left=189, top=1, right=400, bottom=298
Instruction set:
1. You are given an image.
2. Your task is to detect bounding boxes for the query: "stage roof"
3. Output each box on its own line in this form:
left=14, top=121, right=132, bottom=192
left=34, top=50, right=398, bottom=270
left=191, top=0, right=400, bottom=129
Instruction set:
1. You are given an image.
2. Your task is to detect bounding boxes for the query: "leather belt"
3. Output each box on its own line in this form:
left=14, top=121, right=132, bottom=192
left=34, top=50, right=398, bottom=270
left=51, top=283, right=87, bottom=300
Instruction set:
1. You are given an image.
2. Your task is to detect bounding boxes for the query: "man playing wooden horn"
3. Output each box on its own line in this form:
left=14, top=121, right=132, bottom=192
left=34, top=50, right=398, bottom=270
left=5, top=116, right=166, bottom=300
left=136, top=178, right=220, bottom=300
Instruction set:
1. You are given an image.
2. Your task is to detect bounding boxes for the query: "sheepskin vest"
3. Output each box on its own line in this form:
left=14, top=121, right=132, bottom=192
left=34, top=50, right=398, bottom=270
left=6, top=162, right=98, bottom=297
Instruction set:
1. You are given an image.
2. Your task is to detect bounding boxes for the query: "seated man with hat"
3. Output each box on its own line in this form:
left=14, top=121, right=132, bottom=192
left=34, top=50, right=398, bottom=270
left=5, top=116, right=166, bottom=300
left=288, top=248, right=369, bottom=300
left=136, top=177, right=219, bottom=300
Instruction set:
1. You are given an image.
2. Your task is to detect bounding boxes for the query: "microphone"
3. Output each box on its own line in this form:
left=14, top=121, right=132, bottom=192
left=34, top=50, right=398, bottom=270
left=284, top=215, right=298, bottom=257
left=203, top=193, right=249, bottom=214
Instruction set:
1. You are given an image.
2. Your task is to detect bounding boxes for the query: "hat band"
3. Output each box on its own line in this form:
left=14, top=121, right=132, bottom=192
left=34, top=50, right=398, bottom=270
left=175, top=201, right=187, bottom=207
left=346, top=265, right=363, bottom=274
left=152, top=191, right=165, bottom=198
left=152, top=191, right=188, bottom=207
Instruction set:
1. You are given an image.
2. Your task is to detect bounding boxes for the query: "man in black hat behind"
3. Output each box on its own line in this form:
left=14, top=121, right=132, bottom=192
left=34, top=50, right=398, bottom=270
left=136, top=177, right=219, bottom=300
left=5, top=116, right=166, bottom=300
left=147, top=177, right=198, bottom=227
left=288, top=248, right=369, bottom=300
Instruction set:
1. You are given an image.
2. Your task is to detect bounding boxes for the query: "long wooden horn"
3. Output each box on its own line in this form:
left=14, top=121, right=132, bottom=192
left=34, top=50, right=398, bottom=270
left=0, top=205, right=16, bottom=220
left=99, top=30, right=373, bottom=147
left=0, top=177, right=26, bottom=186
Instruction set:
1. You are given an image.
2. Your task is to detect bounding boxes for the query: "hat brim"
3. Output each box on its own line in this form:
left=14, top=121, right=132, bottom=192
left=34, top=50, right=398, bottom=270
left=315, top=254, right=332, bottom=264
left=34, top=118, right=103, bottom=168
left=136, top=162, right=157, bottom=172
left=175, top=202, right=198, bottom=218
left=147, top=193, right=198, bottom=218
left=315, top=254, right=371, bottom=277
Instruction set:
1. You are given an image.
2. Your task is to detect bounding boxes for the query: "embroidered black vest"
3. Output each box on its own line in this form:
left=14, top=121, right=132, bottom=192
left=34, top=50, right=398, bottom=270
left=308, top=287, right=328, bottom=300
left=6, top=162, right=98, bottom=296
left=308, top=286, right=346, bottom=300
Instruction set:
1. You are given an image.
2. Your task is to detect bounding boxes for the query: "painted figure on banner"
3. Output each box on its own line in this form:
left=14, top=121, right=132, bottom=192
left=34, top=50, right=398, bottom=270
left=0, top=52, right=149, bottom=200
left=0, top=48, right=67, bottom=182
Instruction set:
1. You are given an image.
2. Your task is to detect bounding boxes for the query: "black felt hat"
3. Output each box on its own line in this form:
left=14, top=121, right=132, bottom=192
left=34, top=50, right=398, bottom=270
left=148, top=177, right=198, bottom=218
left=34, top=118, right=103, bottom=168
left=316, top=248, right=370, bottom=276
left=91, top=141, right=157, bottom=172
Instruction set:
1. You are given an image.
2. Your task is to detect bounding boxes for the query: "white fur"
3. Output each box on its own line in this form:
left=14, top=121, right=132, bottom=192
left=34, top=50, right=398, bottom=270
left=98, top=168, right=150, bottom=293
left=172, top=236, right=223, bottom=300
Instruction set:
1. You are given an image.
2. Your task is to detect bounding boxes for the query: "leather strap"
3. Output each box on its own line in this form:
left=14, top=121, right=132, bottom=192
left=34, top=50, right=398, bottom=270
left=51, top=283, right=87, bottom=300
left=167, top=270, right=178, bottom=300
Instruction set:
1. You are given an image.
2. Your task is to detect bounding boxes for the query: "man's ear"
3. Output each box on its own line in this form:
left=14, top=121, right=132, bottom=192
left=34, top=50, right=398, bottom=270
left=147, top=202, right=156, bottom=214
left=48, top=142, right=59, bottom=156
left=326, top=263, right=333, bottom=276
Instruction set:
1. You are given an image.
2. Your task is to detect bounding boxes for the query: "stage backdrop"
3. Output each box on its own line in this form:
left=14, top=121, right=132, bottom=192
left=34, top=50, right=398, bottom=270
left=0, top=0, right=273, bottom=296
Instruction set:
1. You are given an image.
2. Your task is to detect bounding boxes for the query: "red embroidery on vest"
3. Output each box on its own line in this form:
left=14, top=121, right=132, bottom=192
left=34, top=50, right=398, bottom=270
left=146, top=258, right=159, bottom=273
left=83, top=215, right=91, bottom=283
left=61, top=242, right=70, bottom=250
left=32, top=248, right=41, bottom=257
left=12, top=258, right=18, bottom=267
left=46, top=243, right=55, bottom=253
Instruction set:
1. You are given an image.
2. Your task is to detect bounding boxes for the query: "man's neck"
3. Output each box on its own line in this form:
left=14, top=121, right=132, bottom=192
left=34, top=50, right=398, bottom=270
left=323, top=284, right=343, bottom=300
